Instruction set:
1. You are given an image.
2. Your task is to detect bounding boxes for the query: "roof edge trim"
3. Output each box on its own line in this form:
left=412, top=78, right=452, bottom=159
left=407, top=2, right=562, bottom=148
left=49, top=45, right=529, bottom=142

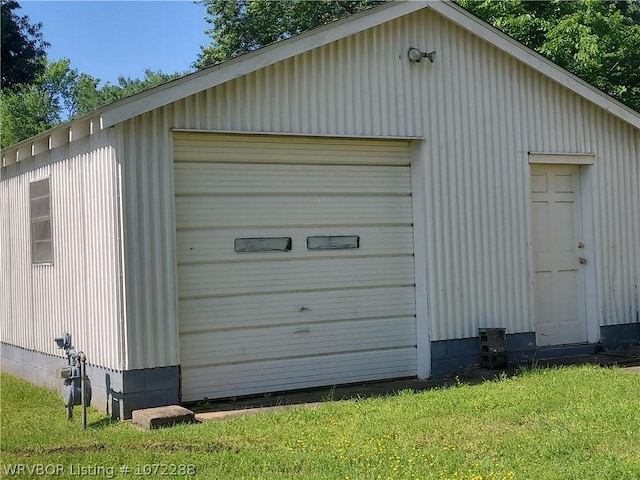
left=100, top=1, right=428, bottom=128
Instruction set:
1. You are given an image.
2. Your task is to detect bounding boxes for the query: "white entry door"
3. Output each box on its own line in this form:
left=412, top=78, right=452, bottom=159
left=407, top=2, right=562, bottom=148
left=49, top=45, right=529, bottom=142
left=531, top=164, right=587, bottom=346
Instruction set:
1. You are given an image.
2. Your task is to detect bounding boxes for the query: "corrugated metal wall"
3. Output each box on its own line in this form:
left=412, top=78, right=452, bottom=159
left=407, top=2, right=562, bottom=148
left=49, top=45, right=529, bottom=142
left=117, top=7, right=638, bottom=368
left=589, top=112, right=640, bottom=327
left=0, top=134, right=123, bottom=369
left=115, top=110, right=179, bottom=369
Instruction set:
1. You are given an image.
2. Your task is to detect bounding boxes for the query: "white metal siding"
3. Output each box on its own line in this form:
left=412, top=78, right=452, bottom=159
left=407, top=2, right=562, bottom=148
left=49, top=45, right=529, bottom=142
left=174, top=134, right=416, bottom=401
left=115, top=111, right=178, bottom=370
left=590, top=119, right=640, bottom=326
left=0, top=135, right=123, bottom=369
left=116, top=7, right=638, bottom=370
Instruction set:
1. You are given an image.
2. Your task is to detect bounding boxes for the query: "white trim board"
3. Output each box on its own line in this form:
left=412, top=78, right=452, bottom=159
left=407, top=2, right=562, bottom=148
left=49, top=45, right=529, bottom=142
left=410, top=140, right=431, bottom=379
left=171, top=128, right=424, bottom=141
left=528, top=153, right=595, bottom=165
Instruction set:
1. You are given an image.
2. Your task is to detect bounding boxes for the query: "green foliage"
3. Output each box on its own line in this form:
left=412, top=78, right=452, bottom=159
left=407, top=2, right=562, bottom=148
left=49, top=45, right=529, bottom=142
left=1, top=59, right=78, bottom=148
left=0, top=0, right=184, bottom=148
left=457, top=0, right=640, bottom=111
left=1, top=60, right=182, bottom=148
left=1, top=89, right=49, bottom=148
left=1, top=0, right=49, bottom=89
left=72, top=69, right=183, bottom=117
left=197, top=0, right=639, bottom=109
left=2, top=367, right=640, bottom=479
left=195, top=0, right=385, bottom=67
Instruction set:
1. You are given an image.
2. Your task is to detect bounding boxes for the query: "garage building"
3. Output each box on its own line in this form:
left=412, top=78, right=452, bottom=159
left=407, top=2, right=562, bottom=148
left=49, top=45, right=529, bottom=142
left=2, top=1, right=639, bottom=418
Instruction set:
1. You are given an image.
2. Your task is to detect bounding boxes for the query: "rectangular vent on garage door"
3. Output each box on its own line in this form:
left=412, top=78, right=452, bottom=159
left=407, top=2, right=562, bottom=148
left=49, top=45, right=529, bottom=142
left=306, top=235, right=360, bottom=250
left=234, top=237, right=292, bottom=253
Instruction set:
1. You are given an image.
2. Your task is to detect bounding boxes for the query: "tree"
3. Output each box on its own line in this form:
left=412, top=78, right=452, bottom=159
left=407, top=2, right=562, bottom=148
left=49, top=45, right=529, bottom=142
left=1, top=0, right=49, bottom=89
left=0, top=1, right=183, bottom=147
left=1, top=58, right=78, bottom=148
left=457, top=0, right=640, bottom=111
left=196, top=0, right=638, bottom=110
left=72, top=69, right=183, bottom=117
left=195, top=0, right=384, bottom=68
left=1, top=62, right=182, bottom=148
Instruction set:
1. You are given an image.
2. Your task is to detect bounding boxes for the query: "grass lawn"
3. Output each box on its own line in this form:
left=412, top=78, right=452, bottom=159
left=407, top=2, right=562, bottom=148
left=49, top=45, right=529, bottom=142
left=1, top=365, right=639, bottom=480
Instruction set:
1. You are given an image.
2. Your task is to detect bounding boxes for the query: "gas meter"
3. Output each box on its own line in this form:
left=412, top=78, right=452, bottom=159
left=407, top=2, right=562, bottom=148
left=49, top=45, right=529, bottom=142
left=54, top=333, right=91, bottom=428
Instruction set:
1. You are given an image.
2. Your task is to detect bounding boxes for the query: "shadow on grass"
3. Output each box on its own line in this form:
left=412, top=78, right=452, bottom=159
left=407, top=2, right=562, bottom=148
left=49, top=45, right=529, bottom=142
left=88, top=417, right=119, bottom=429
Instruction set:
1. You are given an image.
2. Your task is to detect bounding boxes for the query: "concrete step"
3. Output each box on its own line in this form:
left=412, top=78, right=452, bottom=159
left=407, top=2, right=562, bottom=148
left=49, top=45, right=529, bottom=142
left=131, top=405, right=195, bottom=430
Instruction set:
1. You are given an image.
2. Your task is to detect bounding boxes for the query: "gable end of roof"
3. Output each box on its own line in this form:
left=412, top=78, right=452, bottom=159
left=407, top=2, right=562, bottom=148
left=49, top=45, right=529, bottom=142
left=3, top=0, right=638, bottom=166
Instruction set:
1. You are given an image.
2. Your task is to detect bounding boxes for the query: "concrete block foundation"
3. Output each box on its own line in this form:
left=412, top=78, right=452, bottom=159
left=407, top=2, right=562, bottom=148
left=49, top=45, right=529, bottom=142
left=430, top=324, right=640, bottom=377
left=1, top=343, right=179, bottom=420
left=3, top=323, right=639, bottom=417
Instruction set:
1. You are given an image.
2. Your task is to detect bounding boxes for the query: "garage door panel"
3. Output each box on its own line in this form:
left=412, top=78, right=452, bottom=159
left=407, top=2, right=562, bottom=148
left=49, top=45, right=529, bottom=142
left=175, top=133, right=417, bottom=402
left=180, top=316, right=416, bottom=367
left=177, top=256, right=415, bottom=298
left=174, top=163, right=412, bottom=195
left=179, top=286, right=416, bottom=333
left=173, top=133, right=411, bottom=166
left=176, top=226, right=414, bottom=263
left=174, top=149, right=410, bottom=165
left=180, top=348, right=417, bottom=402
left=176, top=195, right=413, bottom=229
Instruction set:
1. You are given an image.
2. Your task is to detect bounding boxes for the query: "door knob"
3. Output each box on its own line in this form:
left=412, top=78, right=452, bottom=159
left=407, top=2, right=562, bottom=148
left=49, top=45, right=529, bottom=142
left=577, top=242, right=585, bottom=249
left=579, top=257, right=587, bottom=264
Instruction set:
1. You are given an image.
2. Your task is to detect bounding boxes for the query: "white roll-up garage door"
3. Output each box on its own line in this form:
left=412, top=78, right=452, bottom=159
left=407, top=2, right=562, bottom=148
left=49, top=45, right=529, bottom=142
left=174, top=133, right=417, bottom=402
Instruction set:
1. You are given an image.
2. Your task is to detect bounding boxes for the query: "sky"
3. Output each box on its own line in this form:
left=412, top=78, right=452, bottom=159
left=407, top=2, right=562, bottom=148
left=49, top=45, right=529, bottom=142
left=18, top=1, right=211, bottom=85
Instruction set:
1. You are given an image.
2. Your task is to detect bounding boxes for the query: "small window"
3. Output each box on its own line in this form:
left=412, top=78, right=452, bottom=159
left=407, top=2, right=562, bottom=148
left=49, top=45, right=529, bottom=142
left=234, top=237, right=292, bottom=253
left=30, top=178, right=53, bottom=264
left=307, top=235, right=360, bottom=250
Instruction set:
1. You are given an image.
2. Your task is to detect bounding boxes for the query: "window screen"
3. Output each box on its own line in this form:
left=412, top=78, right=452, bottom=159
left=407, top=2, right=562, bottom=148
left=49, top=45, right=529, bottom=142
left=30, top=178, right=53, bottom=264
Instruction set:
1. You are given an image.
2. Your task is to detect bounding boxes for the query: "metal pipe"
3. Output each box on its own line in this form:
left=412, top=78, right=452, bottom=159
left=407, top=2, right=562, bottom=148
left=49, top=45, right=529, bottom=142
left=79, top=352, right=87, bottom=430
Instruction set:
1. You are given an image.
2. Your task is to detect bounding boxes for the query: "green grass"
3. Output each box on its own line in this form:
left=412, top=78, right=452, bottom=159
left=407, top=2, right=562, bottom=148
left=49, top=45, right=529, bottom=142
left=1, top=365, right=639, bottom=479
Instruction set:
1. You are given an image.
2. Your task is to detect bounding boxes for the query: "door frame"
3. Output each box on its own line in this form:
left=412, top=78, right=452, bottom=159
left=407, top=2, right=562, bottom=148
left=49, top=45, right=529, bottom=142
left=173, top=130, right=427, bottom=399
left=411, top=139, right=431, bottom=378
left=528, top=153, right=599, bottom=345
